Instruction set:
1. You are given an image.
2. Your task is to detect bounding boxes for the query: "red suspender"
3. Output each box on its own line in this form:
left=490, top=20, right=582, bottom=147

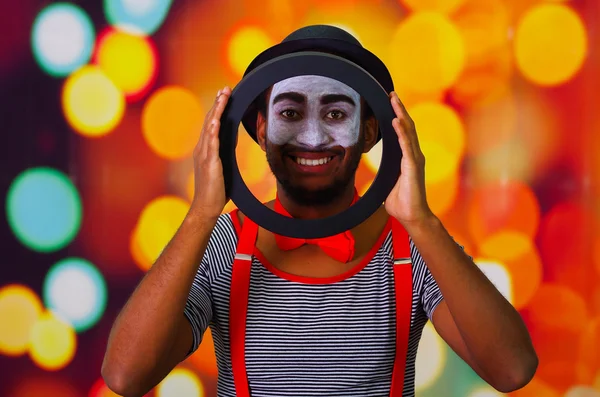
left=229, top=212, right=258, bottom=397
left=229, top=212, right=413, bottom=397
left=389, top=218, right=413, bottom=397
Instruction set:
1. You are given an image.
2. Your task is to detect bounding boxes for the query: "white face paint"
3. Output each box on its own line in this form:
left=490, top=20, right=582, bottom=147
left=267, top=75, right=362, bottom=148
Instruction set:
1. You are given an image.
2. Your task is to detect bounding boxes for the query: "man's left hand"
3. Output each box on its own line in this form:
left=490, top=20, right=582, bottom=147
left=384, top=92, right=435, bottom=229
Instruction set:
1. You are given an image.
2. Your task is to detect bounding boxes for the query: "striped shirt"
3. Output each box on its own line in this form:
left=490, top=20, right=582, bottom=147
left=184, top=213, right=445, bottom=396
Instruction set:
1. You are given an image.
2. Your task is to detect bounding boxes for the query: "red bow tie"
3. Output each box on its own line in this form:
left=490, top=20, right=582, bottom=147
left=273, top=192, right=358, bottom=263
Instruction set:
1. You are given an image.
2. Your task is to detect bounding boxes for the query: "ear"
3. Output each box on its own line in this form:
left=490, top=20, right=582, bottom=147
left=256, top=111, right=267, bottom=152
left=362, top=115, right=378, bottom=153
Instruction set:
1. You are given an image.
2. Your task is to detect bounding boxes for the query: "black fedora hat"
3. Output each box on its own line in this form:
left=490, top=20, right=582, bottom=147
left=240, top=24, right=395, bottom=142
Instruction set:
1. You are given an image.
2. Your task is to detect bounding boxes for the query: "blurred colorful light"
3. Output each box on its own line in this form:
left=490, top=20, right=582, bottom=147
left=0, top=285, right=42, bottom=356
left=104, top=0, right=173, bottom=36
left=10, top=376, right=81, bottom=397
left=478, top=231, right=542, bottom=309
left=133, top=196, right=190, bottom=271
left=565, top=387, right=600, bottom=397
left=157, top=367, right=204, bottom=397
left=62, top=65, right=126, bottom=137
left=514, top=4, right=588, bottom=86
left=226, top=25, right=275, bottom=78
left=399, top=0, right=466, bottom=14
left=89, top=378, right=122, bottom=397
left=95, top=28, right=158, bottom=101
left=409, top=102, right=465, bottom=184
left=186, top=327, right=218, bottom=377
left=31, top=3, right=95, bottom=77
left=467, top=180, right=540, bottom=245
left=236, top=130, right=269, bottom=185
left=43, top=257, right=108, bottom=333
left=468, top=386, right=504, bottom=397
left=6, top=167, right=82, bottom=253
left=474, top=260, right=512, bottom=303
left=388, top=12, right=466, bottom=95
left=141, top=86, right=203, bottom=160
left=415, top=322, right=446, bottom=391
left=426, top=171, right=459, bottom=216
left=29, top=311, right=77, bottom=371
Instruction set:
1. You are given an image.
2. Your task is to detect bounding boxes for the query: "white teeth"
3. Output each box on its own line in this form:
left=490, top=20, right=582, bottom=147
left=296, top=157, right=333, bottom=166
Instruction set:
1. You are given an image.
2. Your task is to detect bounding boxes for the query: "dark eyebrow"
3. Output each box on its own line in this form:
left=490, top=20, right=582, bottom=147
left=320, top=94, right=356, bottom=107
left=272, top=92, right=305, bottom=105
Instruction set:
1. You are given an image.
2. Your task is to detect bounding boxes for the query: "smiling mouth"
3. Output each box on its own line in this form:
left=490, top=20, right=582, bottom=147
left=290, top=156, right=335, bottom=166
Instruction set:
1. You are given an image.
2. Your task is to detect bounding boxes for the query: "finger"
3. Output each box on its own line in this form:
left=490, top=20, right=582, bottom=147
left=392, top=117, right=416, bottom=163
left=204, top=87, right=231, bottom=160
left=390, top=92, right=423, bottom=158
left=198, top=87, right=230, bottom=159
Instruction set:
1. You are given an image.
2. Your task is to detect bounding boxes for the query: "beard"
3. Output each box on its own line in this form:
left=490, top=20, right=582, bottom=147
left=266, top=139, right=365, bottom=207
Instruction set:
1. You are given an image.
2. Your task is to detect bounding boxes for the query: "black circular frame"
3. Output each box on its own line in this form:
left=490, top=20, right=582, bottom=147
left=219, top=51, right=401, bottom=238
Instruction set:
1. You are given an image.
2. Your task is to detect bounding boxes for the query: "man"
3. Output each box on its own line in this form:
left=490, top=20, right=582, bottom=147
left=102, top=25, right=537, bottom=397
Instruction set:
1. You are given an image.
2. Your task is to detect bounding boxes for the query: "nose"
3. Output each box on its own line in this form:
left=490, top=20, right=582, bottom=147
left=294, top=117, right=332, bottom=148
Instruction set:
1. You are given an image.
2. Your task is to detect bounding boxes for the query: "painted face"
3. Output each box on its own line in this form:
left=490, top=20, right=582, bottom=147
left=267, top=75, right=362, bottom=148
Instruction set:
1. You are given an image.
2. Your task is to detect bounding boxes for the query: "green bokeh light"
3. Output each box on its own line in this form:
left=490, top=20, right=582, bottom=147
left=6, top=167, right=82, bottom=253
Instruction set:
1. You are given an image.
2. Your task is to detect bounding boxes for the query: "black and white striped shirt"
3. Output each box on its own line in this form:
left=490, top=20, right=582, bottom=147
left=184, top=213, right=445, bottom=396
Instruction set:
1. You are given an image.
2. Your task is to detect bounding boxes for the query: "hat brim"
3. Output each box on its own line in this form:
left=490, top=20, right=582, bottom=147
left=240, top=38, right=394, bottom=143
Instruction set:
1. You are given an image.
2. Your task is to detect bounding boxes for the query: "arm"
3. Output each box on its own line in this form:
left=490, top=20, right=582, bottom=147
left=102, top=87, right=232, bottom=397
left=101, top=211, right=218, bottom=397
left=408, top=217, right=538, bottom=392
left=384, top=91, right=537, bottom=392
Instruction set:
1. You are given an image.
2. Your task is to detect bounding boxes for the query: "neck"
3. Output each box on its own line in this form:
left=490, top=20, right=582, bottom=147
left=276, top=183, right=356, bottom=219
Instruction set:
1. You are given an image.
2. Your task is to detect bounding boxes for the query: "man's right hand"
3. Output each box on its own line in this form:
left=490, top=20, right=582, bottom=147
left=190, top=86, right=232, bottom=219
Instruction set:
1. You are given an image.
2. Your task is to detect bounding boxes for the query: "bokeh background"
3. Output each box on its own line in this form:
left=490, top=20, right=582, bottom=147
left=1, top=0, right=599, bottom=396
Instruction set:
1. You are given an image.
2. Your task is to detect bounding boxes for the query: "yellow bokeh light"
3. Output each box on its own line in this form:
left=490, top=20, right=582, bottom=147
left=95, top=29, right=157, bottom=100
left=157, top=367, right=204, bottom=397
left=410, top=102, right=465, bottom=181
left=399, top=0, right=467, bottom=14
left=0, top=285, right=43, bottom=356
left=62, top=65, right=125, bottom=137
left=420, top=141, right=458, bottom=184
left=415, top=322, right=447, bottom=391
left=564, top=386, right=600, bottom=397
left=237, top=129, right=269, bottom=185
left=478, top=231, right=542, bottom=309
left=514, top=4, right=588, bottom=86
left=134, top=196, right=191, bottom=270
left=142, top=86, right=203, bottom=160
left=468, top=386, right=505, bottom=397
left=29, top=311, right=77, bottom=371
left=388, top=12, right=466, bottom=95
left=426, top=172, right=459, bottom=216
left=227, top=25, right=274, bottom=79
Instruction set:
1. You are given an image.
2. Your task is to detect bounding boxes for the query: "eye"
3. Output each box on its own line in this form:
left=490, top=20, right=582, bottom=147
left=326, top=110, right=345, bottom=120
left=280, top=109, right=300, bottom=120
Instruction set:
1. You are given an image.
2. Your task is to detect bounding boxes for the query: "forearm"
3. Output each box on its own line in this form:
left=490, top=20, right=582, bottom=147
left=405, top=215, right=537, bottom=382
left=102, top=208, right=218, bottom=394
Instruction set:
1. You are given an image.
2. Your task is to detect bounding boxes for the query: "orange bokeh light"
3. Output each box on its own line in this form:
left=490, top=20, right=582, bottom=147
left=452, top=0, right=513, bottom=106
left=141, top=86, right=203, bottom=160
left=467, top=180, right=540, bottom=245
left=463, top=87, right=517, bottom=156
left=527, top=283, right=589, bottom=333
left=538, top=202, right=595, bottom=291
left=186, top=327, right=218, bottom=377
left=524, top=283, right=590, bottom=383
left=478, top=231, right=542, bottom=309
left=578, top=317, right=600, bottom=382
left=509, top=376, right=560, bottom=397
